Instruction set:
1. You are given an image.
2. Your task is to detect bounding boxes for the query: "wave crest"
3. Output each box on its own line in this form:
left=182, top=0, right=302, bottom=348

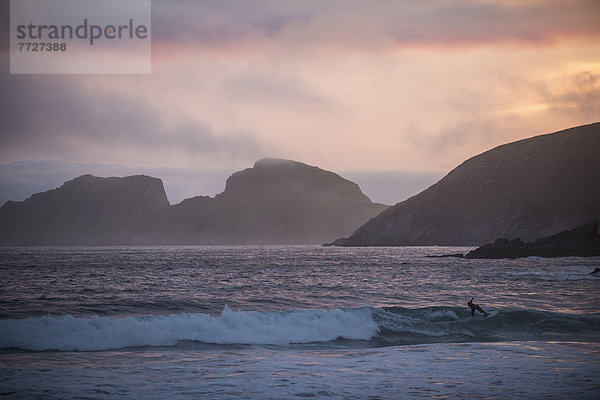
left=2, top=306, right=598, bottom=352
left=0, top=306, right=378, bottom=351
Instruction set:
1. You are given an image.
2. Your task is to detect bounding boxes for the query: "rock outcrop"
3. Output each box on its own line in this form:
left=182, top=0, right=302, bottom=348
left=333, top=122, right=600, bottom=246
left=464, top=220, right=600, bottom=259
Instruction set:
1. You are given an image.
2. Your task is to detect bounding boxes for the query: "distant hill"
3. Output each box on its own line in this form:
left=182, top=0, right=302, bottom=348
left=218, top=158, right=373, bottom=204
left=0, top=159, right=386, bottom=245
left=149, top=158, right=387, bottom=244
left=0, top=174, right=170, bottom=245
left=333, top=123, right=600, bottom=246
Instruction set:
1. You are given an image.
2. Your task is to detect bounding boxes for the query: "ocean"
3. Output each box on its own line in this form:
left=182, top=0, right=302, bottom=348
left=0, top=246, right=599, bottom=399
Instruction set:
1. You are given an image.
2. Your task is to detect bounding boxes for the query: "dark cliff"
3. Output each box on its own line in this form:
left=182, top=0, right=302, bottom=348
left=0, top=159, right=386, bottom=245
left=335, top=122, right=600, bottom=246
left=155, top=158, right=387, bottom=244
left=0, top=174, right=169, bottom=245
left=218, top=158, right=372, bottom=204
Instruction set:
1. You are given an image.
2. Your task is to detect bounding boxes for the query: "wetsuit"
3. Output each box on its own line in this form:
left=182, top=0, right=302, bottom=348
left=467, top=297, right=487, bottom=317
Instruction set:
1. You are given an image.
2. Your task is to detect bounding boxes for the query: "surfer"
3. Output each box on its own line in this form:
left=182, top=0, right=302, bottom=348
left=467, top=297, right=488, bottom=317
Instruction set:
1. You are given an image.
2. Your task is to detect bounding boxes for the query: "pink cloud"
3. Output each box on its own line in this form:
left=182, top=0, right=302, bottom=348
left=150, top=0, right=600, bottom=51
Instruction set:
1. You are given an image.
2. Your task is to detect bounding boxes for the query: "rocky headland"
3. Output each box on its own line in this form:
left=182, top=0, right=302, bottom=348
left=0, top=158, right=386, bottom=245
left=332, top=123, right=600, bottom=246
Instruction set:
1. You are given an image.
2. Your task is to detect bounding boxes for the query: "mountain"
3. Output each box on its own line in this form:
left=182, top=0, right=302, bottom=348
left=0, top=174, right=170, bottom=245
left=0, top=159, right=386, bottom=245
left=150, top=158, right=387, bottom=244
left=333, top=122, right=600, bottom=246
left=217, top=158, right=373, bottom=204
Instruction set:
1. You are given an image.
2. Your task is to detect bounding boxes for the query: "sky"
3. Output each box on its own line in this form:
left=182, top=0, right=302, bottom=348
left=1, top=0, right=599, bottom=204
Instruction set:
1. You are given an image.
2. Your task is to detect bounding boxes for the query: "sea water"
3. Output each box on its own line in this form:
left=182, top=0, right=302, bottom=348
left=0, top=246, right=599, bottom=399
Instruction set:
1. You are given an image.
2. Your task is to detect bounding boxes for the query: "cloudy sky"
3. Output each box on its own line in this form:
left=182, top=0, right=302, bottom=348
left=1, top=0, right=599, bottom=203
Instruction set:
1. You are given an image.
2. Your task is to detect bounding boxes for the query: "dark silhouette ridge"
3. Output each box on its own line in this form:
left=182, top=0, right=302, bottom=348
left=0, top=174, right=169, bottom=245
left=332, top=122, right=600, bottom=246
left=153, top=158, right=387, bottom=245
left=0, top=159, right=386, bottom=245
left=218, top=158, right=372, bottom=204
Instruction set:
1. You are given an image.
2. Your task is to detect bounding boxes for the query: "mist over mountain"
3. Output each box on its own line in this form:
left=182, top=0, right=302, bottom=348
left=0, top=159, right=386, bottom=245
left=0, top=160, right=442, bottom=206
left=218, top=158, right=372, bottom=203
left=334, top=123, right=600, bottom=246
left=0, top=160, right=233, bottom=206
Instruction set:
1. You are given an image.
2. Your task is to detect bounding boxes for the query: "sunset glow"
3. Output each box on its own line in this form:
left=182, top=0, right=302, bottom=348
left=2, top=0, right=599, bottom=174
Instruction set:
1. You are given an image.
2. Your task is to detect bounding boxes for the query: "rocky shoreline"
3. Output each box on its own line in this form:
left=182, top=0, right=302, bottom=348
left=435, top=220, right=600, bottom=259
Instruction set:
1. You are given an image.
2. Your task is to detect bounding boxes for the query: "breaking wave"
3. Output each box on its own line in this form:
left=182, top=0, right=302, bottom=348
left=1, top=306, right=598, bottom=351
left=0, top=306, right=377, bottom=351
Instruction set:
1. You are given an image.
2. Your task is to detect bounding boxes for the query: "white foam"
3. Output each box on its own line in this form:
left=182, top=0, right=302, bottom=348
left=0, top=307, right=379, bottom=351
left=426, top=309, right=460, bottom=321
